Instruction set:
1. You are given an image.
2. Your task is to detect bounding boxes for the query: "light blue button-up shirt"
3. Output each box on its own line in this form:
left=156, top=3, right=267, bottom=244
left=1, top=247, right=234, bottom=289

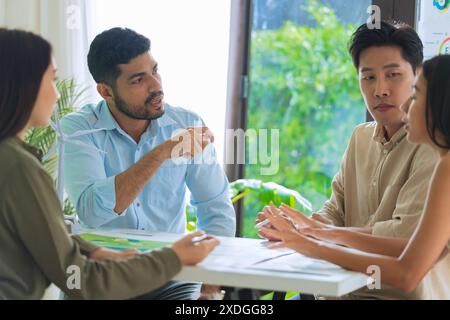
left=61, top=101, right=236, bottom=237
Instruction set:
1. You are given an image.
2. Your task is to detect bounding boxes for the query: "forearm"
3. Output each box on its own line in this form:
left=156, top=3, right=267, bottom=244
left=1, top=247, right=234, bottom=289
left=314, top=241, right=413, bottom=292
left=114, top=142, right=172, bottom=213
left=345, top=226, right=373, bottom=234
left=331, top=228, right=408, bottom=257
left=312, top=213, right=335, bottom=225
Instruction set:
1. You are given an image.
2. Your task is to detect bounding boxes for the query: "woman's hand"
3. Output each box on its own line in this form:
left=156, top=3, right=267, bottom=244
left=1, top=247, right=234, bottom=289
left=89, top=247, right=140, bottom=261
left=278, top=204, right=326, bottom=229
left=260, top=210, right=319, bottom=258
left=256, top=204, right=297, bottom=241
left=255, top=209, right=279, bottom=241
left=172, top=230, right=220, bottom=266
left=298, top=226, right=343, bottom=244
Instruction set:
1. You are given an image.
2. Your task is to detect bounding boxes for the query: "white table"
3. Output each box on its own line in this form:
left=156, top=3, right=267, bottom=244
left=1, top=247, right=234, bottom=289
left=73, top=226, right=369, bottom=297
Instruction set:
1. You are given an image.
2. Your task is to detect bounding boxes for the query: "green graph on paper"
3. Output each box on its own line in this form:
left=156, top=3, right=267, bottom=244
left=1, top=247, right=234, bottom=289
left=80, top=233, right=170, bottom=252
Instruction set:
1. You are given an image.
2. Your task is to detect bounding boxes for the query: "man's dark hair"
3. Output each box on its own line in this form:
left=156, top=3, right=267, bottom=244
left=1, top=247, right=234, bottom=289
left=349, top=21, right=424, bottom=73
left=87, top=28, right=151, bottom=86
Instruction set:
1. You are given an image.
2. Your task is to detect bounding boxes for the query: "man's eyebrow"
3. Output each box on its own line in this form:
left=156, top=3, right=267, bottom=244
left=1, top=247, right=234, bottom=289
left=153, top=63, right=158, bottom=71
left=360, top=67, right=373, bottom=73
left=360, top=63, right=401, bottom=73
left=127, top=72, right=146, bottom=81
left=383, top=63, right=401, bottom=69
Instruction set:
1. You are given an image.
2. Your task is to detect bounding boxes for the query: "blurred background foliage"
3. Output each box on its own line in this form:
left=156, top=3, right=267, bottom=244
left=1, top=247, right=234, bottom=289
left=241, top=0, right=366, bottom=238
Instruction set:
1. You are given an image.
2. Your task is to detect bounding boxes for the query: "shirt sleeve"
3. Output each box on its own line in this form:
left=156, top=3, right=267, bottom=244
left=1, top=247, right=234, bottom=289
left=72, top=235, right=99, bottom=255
left=186, top=143, right=236, bottom=237
left=61, top=116, right=119, bottom=228
left=5, top=161, right=182, bottom=300
left=372, top=146, right=436, bottom=238
left=314, top=131, right=355, bottom=227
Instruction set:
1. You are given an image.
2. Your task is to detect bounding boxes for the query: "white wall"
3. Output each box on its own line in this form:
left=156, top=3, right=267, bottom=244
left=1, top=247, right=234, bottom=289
left=0, top=0, right=40, bottom=30
left=1, top=0, right=98, bottom=102
left=0, top=0, right=5, bottom=26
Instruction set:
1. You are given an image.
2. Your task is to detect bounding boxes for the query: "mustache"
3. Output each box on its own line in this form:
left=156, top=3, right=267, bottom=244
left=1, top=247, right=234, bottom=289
left=145, top=91, right=164, bottom=104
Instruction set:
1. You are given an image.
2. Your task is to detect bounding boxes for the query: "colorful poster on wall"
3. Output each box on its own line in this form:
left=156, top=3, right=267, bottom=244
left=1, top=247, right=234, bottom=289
left=417, top=0, right=450, bottom=59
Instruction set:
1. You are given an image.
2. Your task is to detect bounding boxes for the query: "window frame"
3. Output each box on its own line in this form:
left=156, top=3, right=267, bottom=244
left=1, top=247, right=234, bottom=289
left=226, top=0, right=418, bottom=236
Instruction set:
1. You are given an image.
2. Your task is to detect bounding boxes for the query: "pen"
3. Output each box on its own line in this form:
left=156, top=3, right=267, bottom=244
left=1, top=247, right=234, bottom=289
left=255, top=219, right=271, bottom=229
left=192, top=234, right=209, bottom=243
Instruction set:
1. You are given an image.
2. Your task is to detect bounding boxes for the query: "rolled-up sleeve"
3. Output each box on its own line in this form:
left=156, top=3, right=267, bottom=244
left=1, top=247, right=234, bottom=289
left=372, top=147, right=436, bottom=238
left=314, top=132, right=354, bottom=227
left=186, top=143, right=236, bottom=237
left=61, top=117, right=119, bottom=228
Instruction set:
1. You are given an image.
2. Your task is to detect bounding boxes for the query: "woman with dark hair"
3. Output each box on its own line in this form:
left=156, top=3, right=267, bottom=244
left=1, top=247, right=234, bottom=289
left=262, top=55, right=450, bottom=296
left=0, top=29, right=219, bottom=300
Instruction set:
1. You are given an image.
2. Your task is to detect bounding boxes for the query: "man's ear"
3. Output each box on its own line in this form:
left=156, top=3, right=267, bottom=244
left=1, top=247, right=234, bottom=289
left=97, top=83, right=114, bottom=102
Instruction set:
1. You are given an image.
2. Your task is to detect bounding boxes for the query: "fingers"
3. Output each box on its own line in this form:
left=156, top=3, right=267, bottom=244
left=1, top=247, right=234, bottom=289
left=255, top=213, right=263, bottom=225
left=200, top=238, right=220, bottom=252
left=263, top=207, right=293, bottom=232
left=268, top=241, right=288, bottom=249
left=122, top=249, right=140, bottom=256
left=256, top=212, right=265, bottom=224
left=269, top=203, right=281, bottom=215
left=119, top=250, right=140, bottom=259
left=182, top=230, right=206, bottom=242
left=297, top=227, right=314, bottom=236
left=260, top=226, right=283, bottom=240
left=258, top=229, right=280, bottom=241
left=201, top=127, right=215, bottom=143
left=190, top=127, right=214, bottom=144
left=279, top=204, right=302, bottom=219
left=279, top=204, right=309, bottom=226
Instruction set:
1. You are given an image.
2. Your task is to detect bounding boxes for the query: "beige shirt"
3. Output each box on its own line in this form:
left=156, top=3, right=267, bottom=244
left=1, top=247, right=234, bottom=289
left=317, top=122, right=450, bottom=299
left=0, top=137, right=182, bottom=299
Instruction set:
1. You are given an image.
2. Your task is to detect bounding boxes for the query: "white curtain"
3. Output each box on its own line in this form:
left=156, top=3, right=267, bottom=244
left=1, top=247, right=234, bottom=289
left=0, top=0, right=99, bottom=104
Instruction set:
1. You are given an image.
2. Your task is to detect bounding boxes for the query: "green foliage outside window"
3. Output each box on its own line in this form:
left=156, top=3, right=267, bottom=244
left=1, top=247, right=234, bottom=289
left=242, top=0, right=365, bottom=238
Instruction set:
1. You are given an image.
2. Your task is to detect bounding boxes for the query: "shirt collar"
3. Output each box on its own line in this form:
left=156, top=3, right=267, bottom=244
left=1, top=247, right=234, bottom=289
left=92, top=100, right=118, bottom=130
left=372, top=123, right=407, bottom=149
left=93, top=100, right=177, bottom=131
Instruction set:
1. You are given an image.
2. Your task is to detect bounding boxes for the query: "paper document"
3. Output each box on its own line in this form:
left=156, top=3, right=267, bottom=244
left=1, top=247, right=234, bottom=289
left=249, top=252, right=343, bottom=275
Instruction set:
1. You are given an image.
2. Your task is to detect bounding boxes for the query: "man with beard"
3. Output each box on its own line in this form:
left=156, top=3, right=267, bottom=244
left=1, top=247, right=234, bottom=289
left=61, top=28, right=235, bottom=300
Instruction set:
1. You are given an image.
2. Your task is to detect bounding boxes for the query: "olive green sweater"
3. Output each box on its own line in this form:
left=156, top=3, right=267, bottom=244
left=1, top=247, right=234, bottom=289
left=0, top=137, right=181, bottom=299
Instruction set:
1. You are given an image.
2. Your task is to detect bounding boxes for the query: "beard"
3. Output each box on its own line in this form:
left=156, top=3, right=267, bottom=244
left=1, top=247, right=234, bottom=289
left=114, top=90, right=165, bottom=121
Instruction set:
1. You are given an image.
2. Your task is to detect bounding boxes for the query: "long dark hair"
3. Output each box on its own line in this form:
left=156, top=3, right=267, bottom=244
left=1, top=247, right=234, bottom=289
left=0, top=29, right=52, bottom=141
left=422, top=55, right=450, bottom=149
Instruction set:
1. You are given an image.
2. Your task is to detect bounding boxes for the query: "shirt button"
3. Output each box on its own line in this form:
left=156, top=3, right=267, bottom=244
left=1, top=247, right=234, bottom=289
left=137, top=201, right=141, bottom=207
left=372, top=181, right=377, bottom=186
left=383, top=150, right=388, bottom=155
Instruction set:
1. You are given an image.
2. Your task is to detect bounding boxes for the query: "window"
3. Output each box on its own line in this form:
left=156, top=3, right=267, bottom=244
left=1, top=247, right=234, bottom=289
left=241, top=0, right=371, bottom=238
left=92, top=0, right=231, bottom=163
